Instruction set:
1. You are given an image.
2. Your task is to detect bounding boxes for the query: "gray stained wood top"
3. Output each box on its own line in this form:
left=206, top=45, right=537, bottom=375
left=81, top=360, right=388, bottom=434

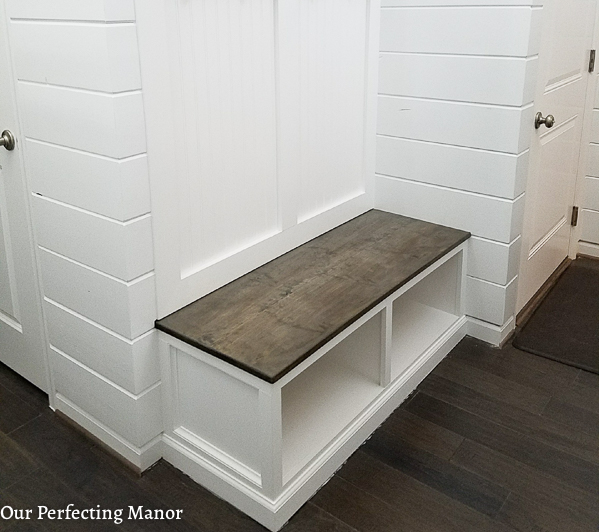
left=155, top=210, right=470, bottom=383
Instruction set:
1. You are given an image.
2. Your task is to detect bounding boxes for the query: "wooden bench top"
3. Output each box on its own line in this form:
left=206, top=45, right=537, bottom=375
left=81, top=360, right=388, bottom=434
left=155, top=210, right=470, bottom=383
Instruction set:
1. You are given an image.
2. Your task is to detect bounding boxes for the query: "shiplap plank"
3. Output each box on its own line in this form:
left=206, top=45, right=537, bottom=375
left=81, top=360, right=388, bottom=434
left=468, top=236, right=522, bottom=286
left=26, top=140, right=150, bottom=221
left=377, top=96, right=534, bottom=154
left=379, top=6, right=539, bottom=57
left=19, top=83, right=146, bottom=158
left=10, top=22, right=141, bottom=92
left=33, top=196, right=153, bottom=281
left=379, top=54, right=537, bottom=107
left=466, top=276, right=518, bottom=326
left=583, top=177, right=599, bottom=212
left=581, top=209, right=599, bottom=245
left=375, top=175, right=525, bottom=243
left=7, top=0, right=135, bottom=22
left=45, top=301, right=159, bottom=394
left=50, top=348, right=161, bottom=447
left=376, top=136, right=528, bottom=199
left=39, top=249, right=155, bottom=339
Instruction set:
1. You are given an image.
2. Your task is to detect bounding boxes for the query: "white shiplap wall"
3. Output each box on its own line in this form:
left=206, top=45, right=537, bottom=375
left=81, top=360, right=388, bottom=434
left=375, top=0, right=541, bottom=340
left=6, top=0, right=162, bottom=469
left=580, top=80, right=599, bottom=258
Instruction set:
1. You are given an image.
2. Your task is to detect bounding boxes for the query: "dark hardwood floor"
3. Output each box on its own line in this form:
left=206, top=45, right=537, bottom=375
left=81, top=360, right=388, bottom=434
left=1, top=336, right=597, bottom=531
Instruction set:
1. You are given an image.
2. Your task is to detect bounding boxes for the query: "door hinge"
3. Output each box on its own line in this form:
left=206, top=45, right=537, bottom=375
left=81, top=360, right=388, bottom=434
left=571, top=206, right=579, bottom=227
left=590, top=50, right=596, bottom=73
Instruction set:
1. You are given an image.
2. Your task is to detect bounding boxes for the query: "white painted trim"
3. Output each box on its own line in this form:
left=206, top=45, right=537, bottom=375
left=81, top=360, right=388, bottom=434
left=467, top=315, right=515, bottom=346
left=54, top=394, right=162, bottom=471
left=578, top=241, right=599, bottom=258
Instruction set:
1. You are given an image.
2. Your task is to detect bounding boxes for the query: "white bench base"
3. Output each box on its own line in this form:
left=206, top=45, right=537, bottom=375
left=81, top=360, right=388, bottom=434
left=158, top=243, right=468, bottom=531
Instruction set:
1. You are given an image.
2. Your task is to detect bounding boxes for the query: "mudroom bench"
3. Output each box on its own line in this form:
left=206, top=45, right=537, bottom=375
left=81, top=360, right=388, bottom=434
left=155, top=209, right=470, bottom=531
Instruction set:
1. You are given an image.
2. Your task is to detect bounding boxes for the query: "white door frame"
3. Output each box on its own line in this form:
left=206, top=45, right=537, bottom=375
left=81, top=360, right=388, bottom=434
left=569, top=3, right=599, bottom=259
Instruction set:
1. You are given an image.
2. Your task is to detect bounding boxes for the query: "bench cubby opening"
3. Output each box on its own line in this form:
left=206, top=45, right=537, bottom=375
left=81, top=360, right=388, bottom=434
left=281, top=311, right=383, bottom=483
left=390, top=252, right=463, bottom=381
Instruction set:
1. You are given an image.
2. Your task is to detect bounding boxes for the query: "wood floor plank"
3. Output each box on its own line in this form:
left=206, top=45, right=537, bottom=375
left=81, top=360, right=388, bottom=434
left=433, top=356, right=551, bottom=414
left=406, top=392, right=599, bottom=495
left=2, top=468, right=116, bottom=532
left=335, top=450, right=516, bottom=532
left=451, top=439, right=599, bottom=524
left=417, top=374, right=599, bottom=464
left=576, top=370, right=599, bottom=388
left=553, top=378, right=599, bottom=414
left=312, top=475, right=422, bottom=532
left=282, top=504, right=360, bottom=532
left=541, top=397, right=599, bottom=439
left=363, top=428, right=509, bottom=517
left=0, top=432, right=39, bottom=491
left=137, top=461, right=267, bottom=532
left=496, top=493, right=598, bottom=532
left=0, top=385, right=40, bottom=435
left=376, top=408, right=464, bottom=460
left=449, top=338, right=580, bottom=395
left=0, top=363, right=49, bottom=414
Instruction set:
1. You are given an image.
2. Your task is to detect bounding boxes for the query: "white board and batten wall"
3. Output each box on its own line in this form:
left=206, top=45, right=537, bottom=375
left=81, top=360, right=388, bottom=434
left=4, top=0, right=162, bottom=469
left=135, top=0, right=381, bottom=318
left=375, top=0, right=543, bottom=343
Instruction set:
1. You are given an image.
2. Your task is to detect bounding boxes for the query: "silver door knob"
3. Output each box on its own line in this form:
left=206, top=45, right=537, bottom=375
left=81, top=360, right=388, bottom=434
left=535, top=112, right=555, bottom=130
left=0, top=130, right=15, bottom=151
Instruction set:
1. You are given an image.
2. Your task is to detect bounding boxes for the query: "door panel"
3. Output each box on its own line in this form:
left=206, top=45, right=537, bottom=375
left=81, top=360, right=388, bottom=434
left=517, top=0, right=596, bottom=311
left=0, top=0, right=48, bottom=391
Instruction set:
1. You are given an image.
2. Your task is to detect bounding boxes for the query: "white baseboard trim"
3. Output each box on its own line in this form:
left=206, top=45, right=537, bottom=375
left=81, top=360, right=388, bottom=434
left=54, top=393, right=163, bottom=471
left=578, top=241, right=599, bottom=259
left=162, top=318, right=468, bottom=531
left=467, top=315, right=515, bottom=346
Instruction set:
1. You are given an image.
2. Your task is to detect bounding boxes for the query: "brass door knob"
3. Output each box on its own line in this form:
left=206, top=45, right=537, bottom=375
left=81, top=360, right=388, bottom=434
left=535, top=112, right=555, bottom=130
left=0, top=130, right=15, bottom=151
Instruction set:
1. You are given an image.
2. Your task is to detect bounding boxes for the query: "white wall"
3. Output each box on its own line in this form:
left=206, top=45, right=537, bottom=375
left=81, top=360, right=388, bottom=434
left=579, top=80, right=599, bottom=258
left=6, top=0, right=162, bottom=469
left=375, top=0, right=541, bottom=339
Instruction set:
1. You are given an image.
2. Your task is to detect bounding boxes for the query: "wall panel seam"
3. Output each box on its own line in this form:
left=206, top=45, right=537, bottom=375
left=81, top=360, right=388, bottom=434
left=44, top=297, right=154, bottom=345
left=52, top=345, right=160, bottom=400
left=25, top=138, right=147, bottom=162
left=376, top=134, right=529, bottom=156
left=18, top=80, right=142, bottom=96
left=378, top=93, right=533, bottom=110
left=33, top=194, right=151, bottom=225
left=38, top=246, right=155, bottom=286
left=467, top=274, right=518, bottom=288
left=10, top=19, right=135, bottom=25
left=375, top=173, right=524, bottom=202
left=379, top=50, right=539, bottom=60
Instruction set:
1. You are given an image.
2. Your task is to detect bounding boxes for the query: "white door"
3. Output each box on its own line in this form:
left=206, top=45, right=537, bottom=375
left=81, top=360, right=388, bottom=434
left=0, top=3, right=48, bottom=391
left=517, top=0, right=597, bottom=312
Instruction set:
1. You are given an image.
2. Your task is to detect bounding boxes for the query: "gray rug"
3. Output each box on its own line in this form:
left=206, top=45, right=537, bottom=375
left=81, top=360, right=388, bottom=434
left=513, top=257, right=599, bottom=374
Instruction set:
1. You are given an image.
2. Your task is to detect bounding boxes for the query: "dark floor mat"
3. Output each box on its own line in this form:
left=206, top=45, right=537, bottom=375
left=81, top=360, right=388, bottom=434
left=513, top=257, right=599, bottom=374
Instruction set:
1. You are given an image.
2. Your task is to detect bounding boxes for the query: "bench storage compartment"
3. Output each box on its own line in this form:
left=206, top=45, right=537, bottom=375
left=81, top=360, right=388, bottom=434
left=156, top=210, right=469, bottom=531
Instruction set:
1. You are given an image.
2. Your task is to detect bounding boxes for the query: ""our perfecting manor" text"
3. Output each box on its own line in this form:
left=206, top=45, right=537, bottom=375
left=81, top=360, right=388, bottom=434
left=1, top=505, right=184, bottom=525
